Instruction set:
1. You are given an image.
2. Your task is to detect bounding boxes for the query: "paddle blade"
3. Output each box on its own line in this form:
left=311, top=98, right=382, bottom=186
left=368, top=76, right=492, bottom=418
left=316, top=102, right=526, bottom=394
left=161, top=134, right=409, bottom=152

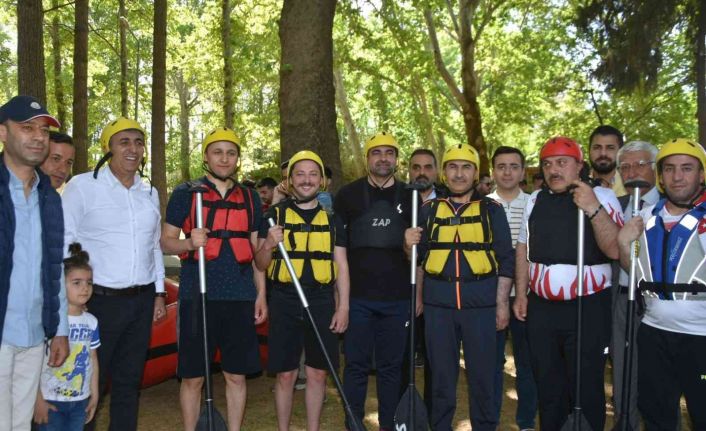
left=394, top=388, right=430, bottom=431
left=195, top=406, right=228, bottom=431
left=560, top=411, right=593, bottom=431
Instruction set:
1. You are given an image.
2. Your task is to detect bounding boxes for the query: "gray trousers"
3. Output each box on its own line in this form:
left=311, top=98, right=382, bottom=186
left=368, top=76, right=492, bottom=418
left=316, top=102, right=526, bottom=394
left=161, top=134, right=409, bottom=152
left=611, top=288, right=640, bottom=430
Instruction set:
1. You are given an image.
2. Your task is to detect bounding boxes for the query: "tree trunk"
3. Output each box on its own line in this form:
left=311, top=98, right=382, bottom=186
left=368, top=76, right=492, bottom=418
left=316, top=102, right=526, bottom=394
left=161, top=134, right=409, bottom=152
left=279, top=0, right=341, bottom=188
left=333, top=66, right=364, bottom=177
left=424, top=2, right=489, bottom=173
left=49, top=0, right=66, bottom=131
left=697, top=0, right=706, bottom=147
left=222, top=0, right=234, bottom=128
left=119, top=0, right=129, bottom=117
left=432, top=94, right=446, bottom=158
left=175, top=71, right=193, bottom=183
left=72, top=0, right=89, bottom=173
left=17, top=0, right=46, bottom=104
left=151, top=0, right=168, bottom=216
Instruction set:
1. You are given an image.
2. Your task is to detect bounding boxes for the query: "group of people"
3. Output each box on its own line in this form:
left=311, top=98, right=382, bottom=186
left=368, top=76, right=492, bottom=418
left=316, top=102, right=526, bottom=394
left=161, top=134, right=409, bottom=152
left=0, top=92, right=704, bottom=431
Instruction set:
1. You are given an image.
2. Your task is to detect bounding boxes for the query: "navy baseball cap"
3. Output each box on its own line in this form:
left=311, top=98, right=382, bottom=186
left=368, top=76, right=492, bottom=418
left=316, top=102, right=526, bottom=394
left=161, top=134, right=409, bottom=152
left=0, top=95, right=60, bottom=128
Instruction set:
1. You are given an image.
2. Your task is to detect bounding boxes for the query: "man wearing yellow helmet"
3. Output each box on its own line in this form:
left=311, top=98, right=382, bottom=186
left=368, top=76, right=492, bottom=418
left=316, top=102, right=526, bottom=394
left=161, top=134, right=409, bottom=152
left=513, top=137, right=623, bottom=431
left=405, top=144, right=514, bottom=431
left=618, top=138, right=706, bottom=430
left=161, top=127, right=266, bottom=430
left=62, top=117, right=166, bottom=431
left=334, top=132, right=414, bottom=430
left=254, top=150, right=350, bottom=431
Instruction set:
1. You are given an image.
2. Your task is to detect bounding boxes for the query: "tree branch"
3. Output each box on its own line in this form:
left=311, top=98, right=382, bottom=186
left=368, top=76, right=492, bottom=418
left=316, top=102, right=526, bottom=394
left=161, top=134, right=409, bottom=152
left=43, top=1, right=75, bottom=13
left=424, top=7, right=465, bottom=110
left=444, top=0, right=460, bottom=40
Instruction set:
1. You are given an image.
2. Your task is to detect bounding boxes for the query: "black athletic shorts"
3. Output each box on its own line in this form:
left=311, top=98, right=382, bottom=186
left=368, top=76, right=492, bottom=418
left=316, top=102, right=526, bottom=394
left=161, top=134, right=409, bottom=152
left=177, top=300, right=262, bottom=378
left=267, top=284, right=339, bottom=374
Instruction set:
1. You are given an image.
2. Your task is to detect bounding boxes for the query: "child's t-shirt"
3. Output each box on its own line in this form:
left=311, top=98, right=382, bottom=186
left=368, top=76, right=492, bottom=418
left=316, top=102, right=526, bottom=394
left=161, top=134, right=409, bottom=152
left=40, top=311, right=100, bottom=401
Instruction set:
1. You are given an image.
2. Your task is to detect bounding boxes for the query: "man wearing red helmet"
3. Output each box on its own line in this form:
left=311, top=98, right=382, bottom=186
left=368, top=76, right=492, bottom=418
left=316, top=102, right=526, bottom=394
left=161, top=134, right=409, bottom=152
left=513, top=137, right=623, bottom=431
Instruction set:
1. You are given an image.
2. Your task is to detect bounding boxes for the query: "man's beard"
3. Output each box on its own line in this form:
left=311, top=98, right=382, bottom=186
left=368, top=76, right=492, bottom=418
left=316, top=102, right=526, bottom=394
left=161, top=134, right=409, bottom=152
left=590, top=158, right=616, bottom=175
left=412, top=175, right=432, bottom=191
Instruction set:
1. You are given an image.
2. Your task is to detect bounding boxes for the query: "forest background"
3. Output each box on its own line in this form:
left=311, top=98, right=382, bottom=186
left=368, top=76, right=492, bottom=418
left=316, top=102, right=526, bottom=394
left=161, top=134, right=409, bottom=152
left=1, top=0, right=703, bottom=214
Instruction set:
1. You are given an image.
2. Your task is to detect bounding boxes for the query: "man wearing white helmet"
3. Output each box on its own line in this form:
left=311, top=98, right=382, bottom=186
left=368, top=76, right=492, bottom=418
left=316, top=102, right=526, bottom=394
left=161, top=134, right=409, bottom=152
left=405, top=144, right=514, bottom=431
left=618, top=138, right=706, bottom=430
left=62, top=117, right=166, bottom=431
left=255, top=150, right=350, bottom=431
left=161, top=128, right=266, bottom=430
left=335, top=132, right=414, bottom=431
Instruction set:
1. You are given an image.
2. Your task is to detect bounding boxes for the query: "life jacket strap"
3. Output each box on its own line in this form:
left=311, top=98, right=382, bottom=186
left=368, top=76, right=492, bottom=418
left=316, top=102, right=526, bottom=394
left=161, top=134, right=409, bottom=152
left=639, top=280, right=706, bottom=295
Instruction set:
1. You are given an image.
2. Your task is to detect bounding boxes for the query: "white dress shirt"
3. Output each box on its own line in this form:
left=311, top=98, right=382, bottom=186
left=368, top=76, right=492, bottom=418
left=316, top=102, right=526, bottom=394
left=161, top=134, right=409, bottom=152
left=62, top=167, right=165, bottom=293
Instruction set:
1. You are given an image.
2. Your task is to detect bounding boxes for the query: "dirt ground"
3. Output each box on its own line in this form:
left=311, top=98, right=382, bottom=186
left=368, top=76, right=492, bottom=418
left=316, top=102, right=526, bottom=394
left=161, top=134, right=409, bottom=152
left=95, top=341, right=692, bottom=430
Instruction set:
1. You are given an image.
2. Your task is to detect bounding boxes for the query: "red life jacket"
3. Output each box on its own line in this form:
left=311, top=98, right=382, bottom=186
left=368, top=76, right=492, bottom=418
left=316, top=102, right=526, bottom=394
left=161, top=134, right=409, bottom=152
left=179, top=180, right=255, bottom=264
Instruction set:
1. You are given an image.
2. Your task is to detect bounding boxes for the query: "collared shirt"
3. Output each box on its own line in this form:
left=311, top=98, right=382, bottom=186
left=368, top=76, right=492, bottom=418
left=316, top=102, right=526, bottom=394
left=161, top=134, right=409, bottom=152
left=618, top=186, right=660, bottom=286
left=487, top=190, right=528, bottom=246
left=62, top=168, right=165, bottom=292
left=3, top=169, right=68, bottom=347
left=592, top=169, right=628, bottom=197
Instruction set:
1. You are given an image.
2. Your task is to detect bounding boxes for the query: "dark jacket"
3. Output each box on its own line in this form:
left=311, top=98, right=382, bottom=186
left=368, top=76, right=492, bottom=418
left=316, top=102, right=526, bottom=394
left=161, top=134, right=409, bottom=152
left=0, top=155, right=64, bottom=344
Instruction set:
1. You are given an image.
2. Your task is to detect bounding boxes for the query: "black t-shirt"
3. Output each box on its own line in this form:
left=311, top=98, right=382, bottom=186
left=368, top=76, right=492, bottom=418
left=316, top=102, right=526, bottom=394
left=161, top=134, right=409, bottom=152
left=259, top=201, right=346, bottom=287
left=334, top=177, right=414, bottom=301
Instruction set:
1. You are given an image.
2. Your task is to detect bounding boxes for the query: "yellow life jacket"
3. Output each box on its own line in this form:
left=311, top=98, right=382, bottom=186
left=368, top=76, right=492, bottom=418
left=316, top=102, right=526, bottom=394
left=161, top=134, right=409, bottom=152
left=267, top=203, right=338, bottom=285
left=423, top=198, right=496, bottom=277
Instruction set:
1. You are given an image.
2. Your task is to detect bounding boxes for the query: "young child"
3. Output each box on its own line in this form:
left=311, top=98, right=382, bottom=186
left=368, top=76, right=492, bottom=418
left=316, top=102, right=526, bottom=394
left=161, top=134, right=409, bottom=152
left=33, top=243, right=100, bottom=430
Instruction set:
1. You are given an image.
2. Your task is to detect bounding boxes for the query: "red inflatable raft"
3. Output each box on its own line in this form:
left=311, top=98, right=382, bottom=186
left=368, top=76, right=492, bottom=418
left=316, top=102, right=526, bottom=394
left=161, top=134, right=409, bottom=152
left=141, top=279, right=269, bottom=388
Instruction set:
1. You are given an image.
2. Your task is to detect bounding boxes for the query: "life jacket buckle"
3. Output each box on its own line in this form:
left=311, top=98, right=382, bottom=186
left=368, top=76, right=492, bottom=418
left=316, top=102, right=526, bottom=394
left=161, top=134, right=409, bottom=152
left=449, top=216, right=461, bottom=226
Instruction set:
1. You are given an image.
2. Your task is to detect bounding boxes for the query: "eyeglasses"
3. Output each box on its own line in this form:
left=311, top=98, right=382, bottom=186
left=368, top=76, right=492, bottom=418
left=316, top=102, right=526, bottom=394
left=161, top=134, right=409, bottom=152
left=617, top=160, right=654, bottom=173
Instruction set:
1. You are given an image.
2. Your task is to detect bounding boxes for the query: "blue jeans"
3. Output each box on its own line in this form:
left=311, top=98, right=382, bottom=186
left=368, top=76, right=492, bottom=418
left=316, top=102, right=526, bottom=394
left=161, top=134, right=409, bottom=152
left=343, top=298, right=408, bottom=430
left=38, top=398, right=89, bottom=431
left=494, top=298, right=537, bottom=429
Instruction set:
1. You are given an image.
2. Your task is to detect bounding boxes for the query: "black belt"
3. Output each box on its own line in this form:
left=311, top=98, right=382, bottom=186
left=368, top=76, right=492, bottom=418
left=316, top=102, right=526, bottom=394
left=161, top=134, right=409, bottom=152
left=618, top=284, right=629, bottom=295
left=425, top=273, right=494, bottom=283
left=271, top=281, right=333, bottom=291
left=93, top=283, right=155, bottom=296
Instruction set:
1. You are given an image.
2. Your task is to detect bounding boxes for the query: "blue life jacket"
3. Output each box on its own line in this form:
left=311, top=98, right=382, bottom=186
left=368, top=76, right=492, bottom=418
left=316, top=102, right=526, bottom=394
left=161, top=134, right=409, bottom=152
left=637, top=197, right=706, bottom=300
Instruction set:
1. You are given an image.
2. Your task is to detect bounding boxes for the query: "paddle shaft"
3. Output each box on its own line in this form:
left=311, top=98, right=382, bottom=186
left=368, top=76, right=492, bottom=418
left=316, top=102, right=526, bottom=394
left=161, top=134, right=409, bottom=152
left=267, top=218, right=364, bottom=431
left=574, top=208, right=585, bottom=431
left=408, top=189, right=419, bottom=428
left=618, top=186, right=642, bottom=430
left=196, top=192, right=216, bottom=431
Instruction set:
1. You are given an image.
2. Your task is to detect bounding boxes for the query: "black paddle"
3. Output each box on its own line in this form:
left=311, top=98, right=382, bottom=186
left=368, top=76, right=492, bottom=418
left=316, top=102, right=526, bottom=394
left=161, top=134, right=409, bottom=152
left=612, top=180, right=650, bottom=431
left=193, top=189, right=228, bottom=431
left=560, top=207, right=593, bottom=431
left=394, top=184, right=429, bottom=431
left=267, top=218, right=366, bottom=431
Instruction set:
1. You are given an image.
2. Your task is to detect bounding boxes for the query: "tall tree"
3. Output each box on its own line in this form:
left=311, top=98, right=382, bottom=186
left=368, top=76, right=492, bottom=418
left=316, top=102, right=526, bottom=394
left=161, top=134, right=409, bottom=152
left=17, top=0, right=46, bottom=103
left=175, top=70, right=198, bottom=182
left=222, top=0, right=234, bottom=128
left=423, top=1, right=507, bottom=173
left=333, top=66, right=364, bottom=177
left=49, top=0, right=66, bottom=130
left=73, top=0, right=89, bottom=173
left=576, top=0, right=706, bottom=144
left=152, top=0, right=168, bottom=215
left=279, top=0, right=341, bottom=185
left=119, top=0, right=129, bottom=117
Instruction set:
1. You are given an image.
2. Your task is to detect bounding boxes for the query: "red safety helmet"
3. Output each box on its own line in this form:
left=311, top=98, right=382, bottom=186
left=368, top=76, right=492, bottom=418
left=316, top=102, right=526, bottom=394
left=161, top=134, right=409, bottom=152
left=539, top=136, right=583, bottom=162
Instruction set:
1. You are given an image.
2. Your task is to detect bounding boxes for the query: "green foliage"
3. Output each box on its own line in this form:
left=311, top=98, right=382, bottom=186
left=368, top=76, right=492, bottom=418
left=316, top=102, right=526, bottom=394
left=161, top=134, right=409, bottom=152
left=0, top=0, right=698, bottom=182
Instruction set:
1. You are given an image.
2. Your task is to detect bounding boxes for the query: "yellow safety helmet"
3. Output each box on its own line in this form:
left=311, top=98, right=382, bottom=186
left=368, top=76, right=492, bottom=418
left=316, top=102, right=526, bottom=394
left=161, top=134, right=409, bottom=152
left=99, top=117, right=147, bottom=154
left=440, top=144, right=480, bottom=184
left=656, top=138, right=706, bottom=192
left=202, top=127, right=241, bottom=158
left=364, top=132, right=400, bottom=157
left=287, top=150, right=326, bottom=191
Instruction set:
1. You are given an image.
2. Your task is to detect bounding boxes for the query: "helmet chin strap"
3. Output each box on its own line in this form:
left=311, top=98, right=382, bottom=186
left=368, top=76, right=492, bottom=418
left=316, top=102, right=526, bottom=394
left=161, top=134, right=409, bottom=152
left=667, top=185, right=706, bottom=209
left=293, top=193, right=318, bottom=204
left=368, top=173, right=394, bottom=190
left=203, top=162, right=236, bottom=184
left=447, top=185, right=475, bottom=199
